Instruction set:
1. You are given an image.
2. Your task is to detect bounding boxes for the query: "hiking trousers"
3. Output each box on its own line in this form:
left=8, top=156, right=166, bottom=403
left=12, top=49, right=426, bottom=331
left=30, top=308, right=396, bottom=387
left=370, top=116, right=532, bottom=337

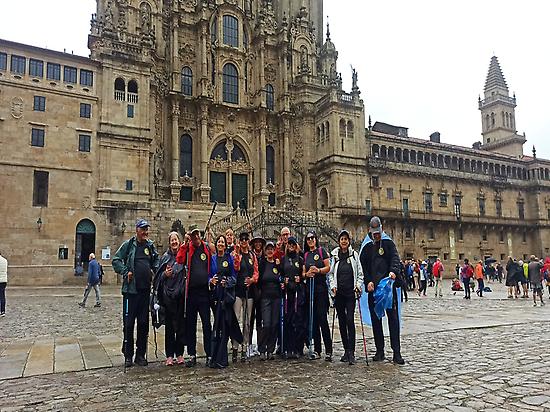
left=122, top=291, right=149, bottom=359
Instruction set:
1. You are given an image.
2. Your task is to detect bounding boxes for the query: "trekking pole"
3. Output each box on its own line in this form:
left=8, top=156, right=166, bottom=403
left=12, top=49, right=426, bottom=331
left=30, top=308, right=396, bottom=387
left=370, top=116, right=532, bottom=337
left=244, top=287, right=249, bottom=358
left=204, top=201, right=218, bottom=234
left=308, top=277, right=315, bottom=359
left=123, top=296, right=129, bottom=373
left=330, top=296, right=336, bottom=345
left=356, top=294, right=369, bottom=365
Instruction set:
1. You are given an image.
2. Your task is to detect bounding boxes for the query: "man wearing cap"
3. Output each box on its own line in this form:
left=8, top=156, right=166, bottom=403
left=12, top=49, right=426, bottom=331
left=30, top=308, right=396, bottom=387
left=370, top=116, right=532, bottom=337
left=231, top=232, right=259, bottom=362
left=176, top=224, right=213, bottom=367
left=113, top=219, right=159, bottom=367
left=359, top=216, right=404, bottom=365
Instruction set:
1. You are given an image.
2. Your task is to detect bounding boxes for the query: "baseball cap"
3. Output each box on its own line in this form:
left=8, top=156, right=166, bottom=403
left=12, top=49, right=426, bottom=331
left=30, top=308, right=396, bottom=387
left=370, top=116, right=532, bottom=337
left=239, top=232, right=250, bottom=241
left=188, top=224, right=200, bottom=234
left=338, top=229, right=351, bottom=240
left=306, top=231, right=316, bottom=239
left=265, top=241, right=276, bottom=249
left=135, top=219, right=150, bottom=229
left=369, top=216, right=382, bottom=234
left=287, top=236, right=298, bottom=245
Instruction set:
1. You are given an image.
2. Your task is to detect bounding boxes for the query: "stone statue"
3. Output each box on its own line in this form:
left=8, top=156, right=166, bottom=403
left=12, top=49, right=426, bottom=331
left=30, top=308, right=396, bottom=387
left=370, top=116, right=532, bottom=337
left=351, top=66, right=358, bottom=90
left=140, top=2, right=152, bottom=34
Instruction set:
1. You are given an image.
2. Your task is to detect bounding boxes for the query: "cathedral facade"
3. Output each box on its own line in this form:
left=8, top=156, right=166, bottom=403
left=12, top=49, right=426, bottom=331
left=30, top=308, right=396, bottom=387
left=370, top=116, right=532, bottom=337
left=0, top=0, right=548, bottom=284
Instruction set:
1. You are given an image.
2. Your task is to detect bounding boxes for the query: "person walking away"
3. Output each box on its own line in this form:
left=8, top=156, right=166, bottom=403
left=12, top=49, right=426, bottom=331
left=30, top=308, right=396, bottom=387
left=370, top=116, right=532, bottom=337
left=280, top=236, right=305, bottom=359
left=433, top=258, right=444, bottom=297
left=209, top=235, right=242, bottom=368
left=258, top=242, right=283, bottom=360
left=359, top=216, right=405, bottom=365
left=79, top=253, right=102, bottom=308
left=176, top=225, right=213, bottom=367
left=0, top=251, right=7, bottom=317
left=475, top=260, right=485, bottom=297
left=528, top=255, right=544, bottom=307
left=505, top=257, right=518, bottom=298
left=303, top=231, right=333, bottom=361
left=460, top=259, right=473, bottom=299
left=328, top=230, right=363, bottom=365
left=427, top=259, right=434, bottom=287
left=521, top=260, right=529, bottom=298
left=418, top=261, right=428, bottom=296
left=112, top=219, right=159, bottom=367
left=231, top=232, right=259, bottom=362
left=155, top=232, right=186, bottom=366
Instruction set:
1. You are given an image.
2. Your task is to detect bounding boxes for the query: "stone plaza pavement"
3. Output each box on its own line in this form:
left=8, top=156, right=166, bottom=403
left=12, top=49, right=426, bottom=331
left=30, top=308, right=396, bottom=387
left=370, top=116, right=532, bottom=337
left=1, top=280, right=550, bottom=411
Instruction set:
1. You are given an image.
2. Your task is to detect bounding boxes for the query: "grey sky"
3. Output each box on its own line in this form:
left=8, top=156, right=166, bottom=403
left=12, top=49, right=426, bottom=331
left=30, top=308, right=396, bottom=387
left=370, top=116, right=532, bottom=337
left=1, top=0, right=548, bottom=158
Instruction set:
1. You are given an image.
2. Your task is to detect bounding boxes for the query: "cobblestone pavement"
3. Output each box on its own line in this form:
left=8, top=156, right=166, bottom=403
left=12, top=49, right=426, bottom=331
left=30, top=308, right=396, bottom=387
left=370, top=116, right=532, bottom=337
left=1, top=282, right=550, bottom=411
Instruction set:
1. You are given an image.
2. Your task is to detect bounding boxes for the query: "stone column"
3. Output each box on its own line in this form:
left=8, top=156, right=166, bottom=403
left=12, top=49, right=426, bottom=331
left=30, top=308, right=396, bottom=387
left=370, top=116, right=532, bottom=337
left=199, top=103, right=210, bottom=202
left=283, top=117, right=291, bottom=193
left=170, top=99, right=181, bottom=200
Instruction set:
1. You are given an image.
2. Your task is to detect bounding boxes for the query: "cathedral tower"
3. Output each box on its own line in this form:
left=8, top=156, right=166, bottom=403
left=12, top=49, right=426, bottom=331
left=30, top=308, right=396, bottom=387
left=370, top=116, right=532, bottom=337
left=478, top=56, right=525, bottom=157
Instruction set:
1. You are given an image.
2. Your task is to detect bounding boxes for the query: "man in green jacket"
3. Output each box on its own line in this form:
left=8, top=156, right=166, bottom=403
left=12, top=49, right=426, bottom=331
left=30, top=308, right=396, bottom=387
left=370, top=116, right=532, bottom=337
left=112, top=219, right=159, bottom=367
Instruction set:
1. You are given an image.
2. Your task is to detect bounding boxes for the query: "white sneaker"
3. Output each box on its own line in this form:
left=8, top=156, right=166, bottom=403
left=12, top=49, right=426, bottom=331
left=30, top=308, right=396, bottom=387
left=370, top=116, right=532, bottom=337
left=0, top=313, right=5, bottom=317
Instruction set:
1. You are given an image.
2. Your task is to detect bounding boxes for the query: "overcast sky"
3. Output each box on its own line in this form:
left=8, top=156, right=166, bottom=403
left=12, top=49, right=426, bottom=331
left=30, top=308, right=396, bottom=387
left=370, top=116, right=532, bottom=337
left=1, top=0, right=548, bottom=159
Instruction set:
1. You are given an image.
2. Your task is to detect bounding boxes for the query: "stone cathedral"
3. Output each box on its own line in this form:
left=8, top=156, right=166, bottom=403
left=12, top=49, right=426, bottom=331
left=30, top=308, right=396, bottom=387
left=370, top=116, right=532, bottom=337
left=1, top=0, right=549, bottom=284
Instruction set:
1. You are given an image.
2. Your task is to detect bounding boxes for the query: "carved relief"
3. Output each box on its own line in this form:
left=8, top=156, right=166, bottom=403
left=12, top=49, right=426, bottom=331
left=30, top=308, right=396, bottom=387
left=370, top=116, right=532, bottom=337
left=140, top=2, right=153, bottom=35
left=265, top=63, right=277, bottom=83
left=179, top=0, right=197, bottom=13
left=10, top=97, right=23, bottom=119
left=178, top=43, right=195, bottom=64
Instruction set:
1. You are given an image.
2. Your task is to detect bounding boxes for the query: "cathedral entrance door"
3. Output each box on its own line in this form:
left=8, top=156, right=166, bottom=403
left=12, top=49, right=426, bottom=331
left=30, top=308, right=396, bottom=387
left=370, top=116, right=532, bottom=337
left=232, top=173, right=248, bottom=210
left=75, top=219, right=96, bottom=271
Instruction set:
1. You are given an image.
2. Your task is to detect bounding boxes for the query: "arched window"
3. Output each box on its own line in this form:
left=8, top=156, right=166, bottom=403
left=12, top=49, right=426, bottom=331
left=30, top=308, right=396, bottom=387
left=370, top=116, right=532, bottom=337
left=265, top=84, right=274, bottom=111
left=179, top=134, right=192, bottom=177
left=339, top=119, right=346, bottom=137
left=231, top=143, right=246, bottom=162
left=222, top=63, right=239, bottom=104
left=223, top=15, right=239, bottom=47
left=266, top=145, right=275, bottom=184
left=128, top=80, right=138, bottom=103
left=114, top=77, right=125, bottom=101
left=317, top=127, right=321, bottom=144
left=211, top=142, right=228, bottom=160
left=491, top=112, right=495, bottom=127
left=181, top=67, right=193, bottom=96
left=325, top=121, right=330, bottom=140
left=485, top=114, right=490, bottom=131
left=347, top=121, right=354, bottom=138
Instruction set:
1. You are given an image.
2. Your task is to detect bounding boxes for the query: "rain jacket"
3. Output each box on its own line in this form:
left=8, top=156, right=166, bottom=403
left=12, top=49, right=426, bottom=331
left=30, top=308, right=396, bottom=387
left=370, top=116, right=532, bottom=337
left=328, top=246, right=363, bottom=296
left=359, top=232, right=402, bottom=288
left=112, top=236, right=159, bottom=295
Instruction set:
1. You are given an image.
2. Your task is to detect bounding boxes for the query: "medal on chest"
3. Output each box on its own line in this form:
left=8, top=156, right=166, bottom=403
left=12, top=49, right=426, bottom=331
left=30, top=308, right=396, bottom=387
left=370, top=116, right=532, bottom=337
left=222, top=261, right=228, bottom=268
left=248, top=258, right=253, bottom=265
left=200, top=253, right=207, bottom=261
left=294, top=261, right=299, bottom=268
left=378, top=247, right=384, bottom=256
left=314, top=254, right=319, bottom=261
left=144, top=248, right=150, bottom=256
left=273, top=267, right=278, bottom=274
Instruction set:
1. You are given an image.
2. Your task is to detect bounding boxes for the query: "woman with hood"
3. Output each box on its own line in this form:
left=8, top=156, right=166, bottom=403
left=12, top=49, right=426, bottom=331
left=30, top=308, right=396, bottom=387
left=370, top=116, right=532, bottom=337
left=328, top=230, right=363, bottom=365
left=505, top=257, right=519, bottom=299
left=208, top=235, right=242, bottom=368
left=154, top=231, right=186, bottom=366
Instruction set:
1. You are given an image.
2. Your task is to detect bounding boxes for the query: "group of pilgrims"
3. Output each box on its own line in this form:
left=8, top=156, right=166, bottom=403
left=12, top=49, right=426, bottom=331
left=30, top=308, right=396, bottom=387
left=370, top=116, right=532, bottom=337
left=115, top=216, right=405, bottom=370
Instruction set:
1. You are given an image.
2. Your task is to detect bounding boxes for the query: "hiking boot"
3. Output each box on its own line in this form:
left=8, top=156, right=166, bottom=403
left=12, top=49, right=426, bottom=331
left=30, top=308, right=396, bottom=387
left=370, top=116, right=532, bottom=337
left=325, top=353, right=333, bottom=362
left=340, top=352, right=349, bottom=363
left=94, top=303, right=101, bottom=308
left=134, top=356, right=148, bottom=366
left=241, top=350, right=247, bottom=362
left=348, top=353, right=356, bottom=365
left=185, top=356, right=197, bottom=367
left=124, top=358, right=133, bottom=368
left=78, top=302, right=85, bottom=308
left=268, top=353, right=275, bottom=360
left=393, top=354, right=405, bottom=365
left=373, top=352, right=385, bottom=362
left=0, top=312, right=5, bottom=317
left=259, top=353, right=267, bottom=361
left=232, top=349, right=238, bottom=363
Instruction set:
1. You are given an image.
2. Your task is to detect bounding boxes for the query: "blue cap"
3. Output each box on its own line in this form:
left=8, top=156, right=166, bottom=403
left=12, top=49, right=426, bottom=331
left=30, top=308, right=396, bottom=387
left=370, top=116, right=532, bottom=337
left=287, top=236, right=298, bottom=245
left=135, top=219, right=150, bottom=229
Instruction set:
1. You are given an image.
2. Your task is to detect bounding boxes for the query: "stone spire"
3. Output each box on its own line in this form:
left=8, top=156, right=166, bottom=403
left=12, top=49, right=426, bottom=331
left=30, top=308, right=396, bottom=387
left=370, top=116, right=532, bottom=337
left=484, top=56, right=508, bottom=93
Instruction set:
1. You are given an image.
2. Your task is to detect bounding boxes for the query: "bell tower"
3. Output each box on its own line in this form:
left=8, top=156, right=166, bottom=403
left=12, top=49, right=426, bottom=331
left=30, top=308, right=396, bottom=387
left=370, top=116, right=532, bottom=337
left=478, top=56, right=525, bottom=157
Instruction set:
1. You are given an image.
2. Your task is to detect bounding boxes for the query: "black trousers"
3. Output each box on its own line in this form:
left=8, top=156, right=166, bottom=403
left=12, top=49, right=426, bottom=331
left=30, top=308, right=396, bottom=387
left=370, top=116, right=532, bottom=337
left=259, top=297, right=280, bottom=354
left=335, top=294, right=356, bottom=353
left=0, top=282, right=6, bottom=313
left=165, top=305, right=185, bottom=358
left=463, top=279, right=471, bottom=298
left=122, top=292, right=149, bottom=359
left=477, top=278, right=484, bottom=297
left=185, top=292, right=212, bottom=357
left=368, top=291, right=400, bottom=356
left=312, top=289, right=333, bottom=355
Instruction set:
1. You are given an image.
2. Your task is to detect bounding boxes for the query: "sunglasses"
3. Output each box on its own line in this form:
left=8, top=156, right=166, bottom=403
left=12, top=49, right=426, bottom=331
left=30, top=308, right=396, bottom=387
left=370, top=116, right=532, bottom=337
left=306, top=236, right=315, bottom=240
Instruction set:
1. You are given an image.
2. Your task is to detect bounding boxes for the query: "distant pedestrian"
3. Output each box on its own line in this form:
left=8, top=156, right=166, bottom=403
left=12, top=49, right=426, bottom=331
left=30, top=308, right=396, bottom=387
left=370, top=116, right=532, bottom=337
left=475, top=260, right=485, bottom=297
left=461, top=259, right=473, bottom=299
left=528, top=255, right=544, bottom=307
left=79, top=253, right=101, bottom=308
left=113, top=219, right=159, bottom=368
left=418, top=261, right=428, bottom=296
left=505, top=257, right=520, bottom=299
left=0, top=251, right=7, bottom=317
left=433, top=258, right=444, bottom=297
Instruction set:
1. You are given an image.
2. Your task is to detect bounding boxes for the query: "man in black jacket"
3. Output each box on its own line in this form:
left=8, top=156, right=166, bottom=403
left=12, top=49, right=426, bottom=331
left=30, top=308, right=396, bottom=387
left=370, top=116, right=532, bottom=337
left=359, top=216, right=405, bottom=365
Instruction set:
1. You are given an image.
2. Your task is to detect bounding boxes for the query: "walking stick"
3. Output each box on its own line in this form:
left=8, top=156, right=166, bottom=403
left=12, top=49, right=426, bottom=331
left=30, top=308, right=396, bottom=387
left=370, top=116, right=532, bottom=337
left=330, top=297, right=336, bottom=345
left=123, top=295, right=129, bottom=373
left=308, top=277, right=315, bottom=359
left=280, top=286, right=285, bottom=358
left=243, top=287, right=249, bottom=357
left=204, top=201, right=218, bottom=234
left=356, top=294, right=369, bottom=365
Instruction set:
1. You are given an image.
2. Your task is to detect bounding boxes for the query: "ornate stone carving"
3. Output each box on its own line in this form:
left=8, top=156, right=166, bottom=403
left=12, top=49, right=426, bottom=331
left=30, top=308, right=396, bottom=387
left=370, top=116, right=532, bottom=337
left=179, top=0, right=197, bottom=13
left=10, top=97, right=23, bottom=119
left=265, top=63, right=277, bottom=83
left=178, top=42, right=195, bottom=63
left=226, top=112, right=237, bottom=137
left=140, top=2, right=153, bottom=35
